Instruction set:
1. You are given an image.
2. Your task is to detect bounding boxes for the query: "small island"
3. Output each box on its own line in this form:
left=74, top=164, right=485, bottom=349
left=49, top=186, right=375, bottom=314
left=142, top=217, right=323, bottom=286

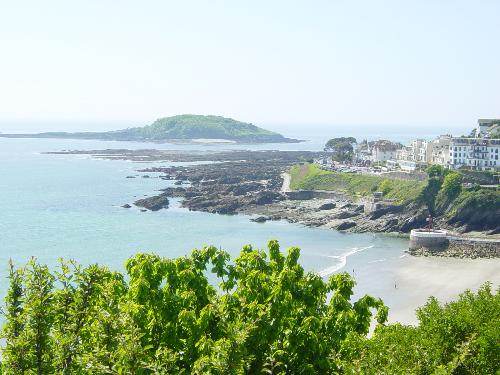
left=0, top=114, right=301, bottom=144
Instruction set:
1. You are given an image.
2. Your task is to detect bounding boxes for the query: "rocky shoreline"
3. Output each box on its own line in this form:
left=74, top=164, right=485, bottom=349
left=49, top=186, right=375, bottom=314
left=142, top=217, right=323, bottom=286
left=51, top=149, right=499, bottom=258
left=409, top=237, right=500, bottom=259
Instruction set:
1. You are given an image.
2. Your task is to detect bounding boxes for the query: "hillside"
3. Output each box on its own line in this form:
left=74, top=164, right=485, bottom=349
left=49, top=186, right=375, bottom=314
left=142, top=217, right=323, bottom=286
left=0, top=115, right=300, bottom=143
left=289, top=163, right=426, bottom=204
left=290, top=163, right=499, bottom=234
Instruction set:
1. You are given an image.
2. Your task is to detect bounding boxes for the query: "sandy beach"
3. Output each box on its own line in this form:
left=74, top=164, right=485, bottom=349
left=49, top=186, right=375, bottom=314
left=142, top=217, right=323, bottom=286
left=388, top=255, right=500, bottom=325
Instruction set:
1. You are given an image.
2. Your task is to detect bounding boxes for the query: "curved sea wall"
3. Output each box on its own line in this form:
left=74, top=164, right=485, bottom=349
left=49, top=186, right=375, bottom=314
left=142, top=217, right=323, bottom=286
left=409, top=229, right=500, bottom=259
left=409, top=229, right=449, bottom=250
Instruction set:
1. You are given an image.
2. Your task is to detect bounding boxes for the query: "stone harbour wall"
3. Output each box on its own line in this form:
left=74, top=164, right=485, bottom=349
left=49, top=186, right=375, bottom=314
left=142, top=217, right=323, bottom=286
left=409, top=235, right=500, bottom=259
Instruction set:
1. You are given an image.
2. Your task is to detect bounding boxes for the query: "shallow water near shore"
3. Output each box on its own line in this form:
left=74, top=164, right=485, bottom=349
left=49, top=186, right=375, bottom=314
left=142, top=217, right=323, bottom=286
left=1, top=137, right=498, bottom=324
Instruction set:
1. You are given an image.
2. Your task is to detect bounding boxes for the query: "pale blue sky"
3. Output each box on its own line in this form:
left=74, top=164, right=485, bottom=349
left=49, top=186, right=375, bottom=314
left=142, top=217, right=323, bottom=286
left=0, top=0, right=499, bottom=133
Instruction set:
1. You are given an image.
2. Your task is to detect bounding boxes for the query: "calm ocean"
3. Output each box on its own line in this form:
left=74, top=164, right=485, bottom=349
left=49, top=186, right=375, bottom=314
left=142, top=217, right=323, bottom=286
left=0, top=131, right=444, bottom=313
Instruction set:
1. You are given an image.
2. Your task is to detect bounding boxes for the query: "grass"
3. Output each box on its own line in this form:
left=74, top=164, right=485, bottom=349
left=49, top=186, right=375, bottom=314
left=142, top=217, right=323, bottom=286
left=289, top=163, right=426, bottom=204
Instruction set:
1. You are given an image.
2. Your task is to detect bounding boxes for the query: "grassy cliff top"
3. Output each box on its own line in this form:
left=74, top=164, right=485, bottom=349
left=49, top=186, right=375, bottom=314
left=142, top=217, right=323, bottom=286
left=289, top=164, right=426, bottom=204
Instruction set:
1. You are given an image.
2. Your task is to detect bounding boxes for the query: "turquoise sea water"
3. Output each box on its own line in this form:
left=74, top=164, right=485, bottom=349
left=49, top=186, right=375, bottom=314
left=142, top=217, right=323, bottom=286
left=0, top=137, right=411, bottom=312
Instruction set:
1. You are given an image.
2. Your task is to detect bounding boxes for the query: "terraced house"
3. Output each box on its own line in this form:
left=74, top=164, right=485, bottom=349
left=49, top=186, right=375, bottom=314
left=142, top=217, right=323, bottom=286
left=449, top=137, right=500, bottom=171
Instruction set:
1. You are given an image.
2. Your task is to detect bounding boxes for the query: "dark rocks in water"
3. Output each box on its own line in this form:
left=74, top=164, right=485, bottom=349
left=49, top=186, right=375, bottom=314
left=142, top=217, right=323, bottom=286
left=121, top=204, right=132, bottom=208
left=126, top=176, right=136, bottom=179
left=227, top=182, right=263, bottom=196
left=382, top=218, right=399, bottom=231
left=318, top=202, right=336, bottom=210
left=140, top=209, right=147, bottom=212
left=142, top=175, right=150, bottom=178
left=134, top=193, right=170, bottom=211
left=215, top=202, right=241, bottom=214
left=251, top=216, right=270, bottom=223
left=336, top=221, right=357, bottom=230
left=334, top=210, right=359, bottom=219
left=219, top=176, right=243, bottom=184
left=161, top=187, right=187, bottom=197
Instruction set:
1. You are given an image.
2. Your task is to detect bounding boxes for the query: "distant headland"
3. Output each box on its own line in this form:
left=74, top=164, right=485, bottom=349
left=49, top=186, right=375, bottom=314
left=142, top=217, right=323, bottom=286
left=0, top=114, right=302, bottom=144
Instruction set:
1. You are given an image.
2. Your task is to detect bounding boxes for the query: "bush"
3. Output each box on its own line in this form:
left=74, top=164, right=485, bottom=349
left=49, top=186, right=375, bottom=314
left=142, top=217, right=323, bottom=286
left=378, top=179, right=393, bottom=195
left=441, top=172, right=463, bottom=198
left=417, top=177, right=442, bottom=214
left=1, top=241, right=387, bottom=374
left=435, top=172, right=462, bottom=214
left=341, top=283, right=500, bottom=374
left=448, top=189, right=500, bottom=219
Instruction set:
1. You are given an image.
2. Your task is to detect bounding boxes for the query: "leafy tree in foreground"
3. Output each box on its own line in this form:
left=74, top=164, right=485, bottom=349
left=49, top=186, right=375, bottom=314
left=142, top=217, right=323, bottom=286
left=1, top=241, right=386, bottom=374
left=1, top=243, right=498, bottom=374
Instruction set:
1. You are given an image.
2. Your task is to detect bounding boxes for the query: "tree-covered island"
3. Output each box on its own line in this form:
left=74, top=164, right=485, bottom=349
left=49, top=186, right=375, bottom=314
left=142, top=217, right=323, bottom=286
left=0, top=115, right=301, bottom=144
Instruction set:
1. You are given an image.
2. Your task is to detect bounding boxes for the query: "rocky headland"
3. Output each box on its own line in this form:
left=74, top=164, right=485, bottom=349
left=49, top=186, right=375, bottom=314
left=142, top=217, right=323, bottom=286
left=49, top=148, right=500, bottom=258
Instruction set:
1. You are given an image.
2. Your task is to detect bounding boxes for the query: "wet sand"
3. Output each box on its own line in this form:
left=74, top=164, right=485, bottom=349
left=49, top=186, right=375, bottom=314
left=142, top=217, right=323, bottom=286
left=389, top=256, right=500, bottom=325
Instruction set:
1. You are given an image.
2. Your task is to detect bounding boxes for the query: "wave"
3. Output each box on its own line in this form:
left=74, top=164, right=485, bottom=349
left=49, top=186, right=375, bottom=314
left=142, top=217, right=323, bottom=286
left=318, top=245, right=374, bottom=278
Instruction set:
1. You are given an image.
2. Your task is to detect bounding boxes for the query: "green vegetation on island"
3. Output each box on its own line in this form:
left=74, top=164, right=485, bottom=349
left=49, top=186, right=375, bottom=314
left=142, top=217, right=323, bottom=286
left=0, top=115, right=300, bottom=144
left=1, top=242, right=498, bottom=373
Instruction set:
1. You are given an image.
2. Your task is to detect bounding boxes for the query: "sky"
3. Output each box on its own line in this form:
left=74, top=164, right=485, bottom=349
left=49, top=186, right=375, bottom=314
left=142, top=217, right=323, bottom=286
left=0, top=0, right=499, bottom=133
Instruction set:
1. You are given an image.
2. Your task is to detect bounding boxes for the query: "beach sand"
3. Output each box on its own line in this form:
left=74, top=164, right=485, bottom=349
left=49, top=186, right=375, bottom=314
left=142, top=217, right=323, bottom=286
left=388, top=256, right=500, bottom=325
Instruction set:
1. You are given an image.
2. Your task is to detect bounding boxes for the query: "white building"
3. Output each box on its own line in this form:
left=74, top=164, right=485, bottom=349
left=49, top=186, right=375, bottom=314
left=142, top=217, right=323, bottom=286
left=370, top=140, right=401, bottom=163
left=396, top=146, right=414, bottom=162
left=476, top=119, right=500, bottom=137
left=398, top=160, right=418, bottom=171
left=354, top=140, right=372, bottom=163
left=430, top=135, right=452, bottom=166
left=411, top=139, right=432, bottom=163
left=449, top=137, right=500, bottom=171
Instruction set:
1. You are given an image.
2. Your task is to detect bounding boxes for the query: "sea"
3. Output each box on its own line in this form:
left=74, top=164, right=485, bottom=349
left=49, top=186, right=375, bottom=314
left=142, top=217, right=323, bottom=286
left=0, top=125, right=469, bottom=319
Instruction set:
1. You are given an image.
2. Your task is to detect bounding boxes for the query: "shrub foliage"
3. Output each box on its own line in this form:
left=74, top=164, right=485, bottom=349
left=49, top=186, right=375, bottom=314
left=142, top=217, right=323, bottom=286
left=1, top=241, right=387, bottom=374
left=1, top=242, right=498, bottom=374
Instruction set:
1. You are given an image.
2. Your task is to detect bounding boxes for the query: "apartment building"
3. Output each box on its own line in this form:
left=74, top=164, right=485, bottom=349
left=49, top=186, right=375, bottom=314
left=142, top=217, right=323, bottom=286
left=449, top=137, right=500, bottom=171
left=411, top=139, right=433, bottom=163
left=430, top=135, right=451, bottom=166
left=370, top=140, right=401, bottom=162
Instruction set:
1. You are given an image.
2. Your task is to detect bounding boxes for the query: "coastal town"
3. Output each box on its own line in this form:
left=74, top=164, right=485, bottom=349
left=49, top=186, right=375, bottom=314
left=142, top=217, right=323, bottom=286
left=47, top=117, right=500, bottom=261
left=318, top=119, right=500, bottom=174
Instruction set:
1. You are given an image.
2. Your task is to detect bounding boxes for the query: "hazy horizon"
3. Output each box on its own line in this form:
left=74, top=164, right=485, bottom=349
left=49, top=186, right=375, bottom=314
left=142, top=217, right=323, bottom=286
left=1, top=1, right=498, bottom=132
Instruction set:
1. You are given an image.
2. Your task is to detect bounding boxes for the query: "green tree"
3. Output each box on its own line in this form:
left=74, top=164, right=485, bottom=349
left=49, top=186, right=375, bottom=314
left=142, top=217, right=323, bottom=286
left=1, top=242, right=388, bottom=374
left=324, top=137, right=357, bottom=163
left=441, top=172, right=463, bottom=198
